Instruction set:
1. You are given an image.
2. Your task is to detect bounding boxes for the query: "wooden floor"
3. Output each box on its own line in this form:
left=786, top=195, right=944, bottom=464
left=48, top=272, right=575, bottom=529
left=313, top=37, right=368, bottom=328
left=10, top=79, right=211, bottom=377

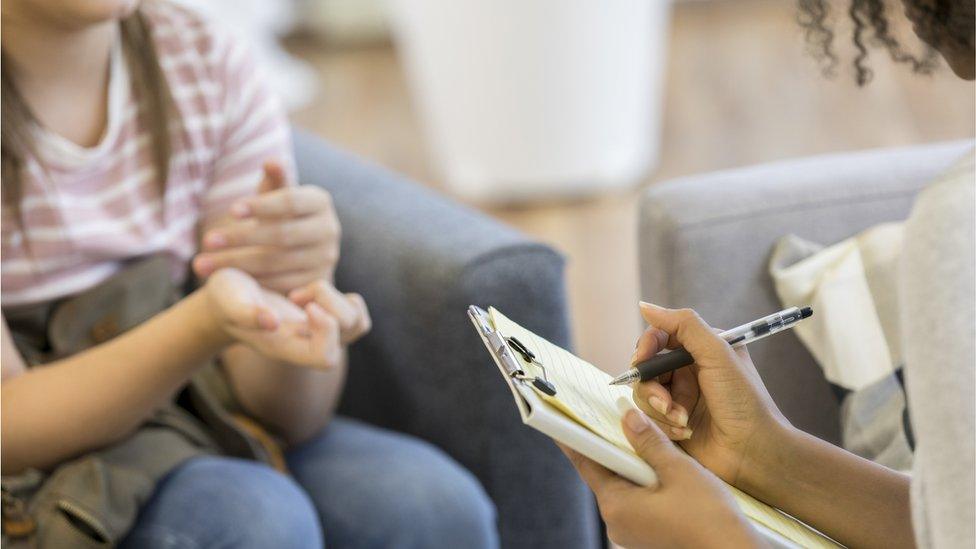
left=288, top=0, right=975, bottom=375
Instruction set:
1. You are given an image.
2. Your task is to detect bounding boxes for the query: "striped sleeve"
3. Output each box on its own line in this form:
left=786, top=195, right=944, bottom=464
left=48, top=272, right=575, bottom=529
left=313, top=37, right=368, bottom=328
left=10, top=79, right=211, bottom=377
left=201, top=28, right=295, bottom=225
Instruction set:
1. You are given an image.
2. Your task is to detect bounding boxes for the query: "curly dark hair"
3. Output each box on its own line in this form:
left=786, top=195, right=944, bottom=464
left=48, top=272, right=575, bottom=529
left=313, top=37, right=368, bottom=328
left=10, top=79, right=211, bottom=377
left=797, top=0, right=975, bottom=85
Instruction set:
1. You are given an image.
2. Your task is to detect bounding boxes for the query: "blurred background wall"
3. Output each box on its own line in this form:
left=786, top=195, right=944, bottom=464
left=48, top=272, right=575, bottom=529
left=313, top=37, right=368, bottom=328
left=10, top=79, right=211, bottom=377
left=191, top=0, right=976, bottom=375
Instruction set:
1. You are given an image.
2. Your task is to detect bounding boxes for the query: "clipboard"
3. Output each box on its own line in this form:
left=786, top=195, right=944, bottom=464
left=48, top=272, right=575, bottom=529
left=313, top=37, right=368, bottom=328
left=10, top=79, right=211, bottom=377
left=468, top=305, right=841, bottom=549
left=469, top=304, right=660, bottom=486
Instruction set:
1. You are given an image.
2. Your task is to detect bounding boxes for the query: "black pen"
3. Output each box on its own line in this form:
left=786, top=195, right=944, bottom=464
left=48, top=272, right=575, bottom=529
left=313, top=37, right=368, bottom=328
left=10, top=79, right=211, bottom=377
left=609, top=306, right=813, bottom=386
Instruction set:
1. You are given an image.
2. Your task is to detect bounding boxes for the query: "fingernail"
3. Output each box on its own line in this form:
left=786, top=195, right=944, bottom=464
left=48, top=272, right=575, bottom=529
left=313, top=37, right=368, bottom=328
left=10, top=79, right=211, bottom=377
left=231, top=202, right=252, bottom=218
left=257, top=310, right=278, bottom=330
left=624, top=409, right=651, bottom=433
left=670, top=426, right=692, bottom=440
left=194, top=256, right=215, bottom=275
left=667, top=408, right=688, bottom=427
left=648, top=395, right=669, bottom=416
left=204, top=232, right=227, bottom=249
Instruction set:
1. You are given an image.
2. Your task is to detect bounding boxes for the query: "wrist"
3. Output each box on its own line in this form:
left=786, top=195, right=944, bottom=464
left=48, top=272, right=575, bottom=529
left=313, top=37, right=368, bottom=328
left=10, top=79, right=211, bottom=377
left=736, top=415, right=801, bottom=498
left=187, top=287, right=235, bottom=349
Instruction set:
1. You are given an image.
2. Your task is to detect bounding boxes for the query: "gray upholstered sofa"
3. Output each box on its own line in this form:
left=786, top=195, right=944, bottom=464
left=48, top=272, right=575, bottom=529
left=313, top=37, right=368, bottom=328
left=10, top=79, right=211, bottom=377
left=638, top=140, right=973, bottom=443
left=293, top=130, right=601, bottom=549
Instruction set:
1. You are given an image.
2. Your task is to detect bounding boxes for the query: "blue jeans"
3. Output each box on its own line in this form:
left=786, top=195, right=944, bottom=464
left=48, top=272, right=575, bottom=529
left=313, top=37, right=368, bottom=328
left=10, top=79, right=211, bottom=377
left=120, top=417, right=498, bottom=548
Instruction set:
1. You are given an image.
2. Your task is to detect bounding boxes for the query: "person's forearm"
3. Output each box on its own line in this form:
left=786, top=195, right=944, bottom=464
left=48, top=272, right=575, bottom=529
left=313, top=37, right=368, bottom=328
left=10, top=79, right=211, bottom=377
left=739, top=423, right=913, bottom=549
left=221, top=344, right=345, bottom=444
left=1, top=290, right=231, bottom=474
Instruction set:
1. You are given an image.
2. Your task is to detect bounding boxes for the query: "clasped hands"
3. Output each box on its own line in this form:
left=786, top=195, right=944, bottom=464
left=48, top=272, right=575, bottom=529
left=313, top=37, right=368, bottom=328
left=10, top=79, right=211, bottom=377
left=198, top=162, right=370, bottom=368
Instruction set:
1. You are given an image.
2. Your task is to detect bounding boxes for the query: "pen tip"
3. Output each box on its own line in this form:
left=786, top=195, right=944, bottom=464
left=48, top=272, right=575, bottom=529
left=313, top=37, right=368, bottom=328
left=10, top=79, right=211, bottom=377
left=800, top=306, right=813, bottom=319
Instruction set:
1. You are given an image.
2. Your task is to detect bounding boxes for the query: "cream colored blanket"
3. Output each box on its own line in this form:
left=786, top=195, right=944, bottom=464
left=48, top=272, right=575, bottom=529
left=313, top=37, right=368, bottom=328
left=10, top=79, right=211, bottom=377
left=769, top=223, right=904, bottom=391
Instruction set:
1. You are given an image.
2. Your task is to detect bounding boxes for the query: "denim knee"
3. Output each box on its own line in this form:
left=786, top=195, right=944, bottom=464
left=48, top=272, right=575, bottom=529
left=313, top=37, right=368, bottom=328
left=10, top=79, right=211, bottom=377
left=408, top=461, right=498, bottom=547
left=123, top=456, right=322, bottom=549
left=370, top=448, right=498, bottom=548
left=287, top=419, right=499, bottom=549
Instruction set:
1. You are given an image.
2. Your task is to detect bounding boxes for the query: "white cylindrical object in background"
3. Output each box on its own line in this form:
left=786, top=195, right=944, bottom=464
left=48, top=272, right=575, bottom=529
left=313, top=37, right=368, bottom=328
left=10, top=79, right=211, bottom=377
left=390, top=0, right=671, bottom=203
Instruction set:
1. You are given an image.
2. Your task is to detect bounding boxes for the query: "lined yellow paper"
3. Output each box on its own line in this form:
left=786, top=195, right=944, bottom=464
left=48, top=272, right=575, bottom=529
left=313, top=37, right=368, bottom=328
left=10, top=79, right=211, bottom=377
left=491, top=308, right=634, bottom=451
left=489, top=307, right=841, bottom=549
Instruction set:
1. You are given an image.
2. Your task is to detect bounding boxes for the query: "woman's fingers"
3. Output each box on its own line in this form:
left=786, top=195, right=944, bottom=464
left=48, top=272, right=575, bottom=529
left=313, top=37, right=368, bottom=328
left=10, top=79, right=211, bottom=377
left=641, top=407, right=693, bottom=441
left=631, top=325, right=672, bottom=365
left=634, top=379, right=673, bottom=416
left=667, top=367, right=700, bottom=427
left=633, top=380, right=693, bottom=439
left=630, top=303, right=710, bottom=434
left=650, top=419, right=692, bottom=441
left=638, top=302, right=735, bottom=365
left=621, top=409, right=686, bottom=472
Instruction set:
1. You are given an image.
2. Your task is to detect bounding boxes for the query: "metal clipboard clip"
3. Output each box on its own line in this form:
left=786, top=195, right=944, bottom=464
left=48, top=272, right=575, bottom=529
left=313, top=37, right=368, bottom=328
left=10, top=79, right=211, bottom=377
left=468, top=305, right=557, bottom=396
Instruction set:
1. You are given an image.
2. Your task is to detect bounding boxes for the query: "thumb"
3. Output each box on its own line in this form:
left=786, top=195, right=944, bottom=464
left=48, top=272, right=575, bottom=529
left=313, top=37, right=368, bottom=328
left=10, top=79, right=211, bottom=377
left=257, top=161, right=288, bottom=194
left=622, top=408, right=684, bottom=470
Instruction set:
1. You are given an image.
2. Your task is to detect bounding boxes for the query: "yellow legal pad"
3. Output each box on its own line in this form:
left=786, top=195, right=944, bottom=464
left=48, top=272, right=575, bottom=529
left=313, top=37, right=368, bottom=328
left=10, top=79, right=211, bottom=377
left=488, top=307, right=840, bottom=548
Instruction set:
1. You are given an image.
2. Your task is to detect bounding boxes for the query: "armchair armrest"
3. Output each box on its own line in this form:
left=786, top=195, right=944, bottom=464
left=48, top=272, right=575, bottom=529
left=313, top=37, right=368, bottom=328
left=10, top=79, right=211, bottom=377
left=292, top=130, right=600, bottom=549
left=638, top=141, right=973, bottom=443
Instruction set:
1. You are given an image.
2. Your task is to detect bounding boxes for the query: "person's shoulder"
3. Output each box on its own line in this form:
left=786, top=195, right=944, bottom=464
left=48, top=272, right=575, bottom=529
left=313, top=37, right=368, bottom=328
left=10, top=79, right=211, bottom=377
left=900, top=148, right=974, bottom=322
left=139, top=1, right=242, bottom=75
left=907, top=150, right=975, bottom=235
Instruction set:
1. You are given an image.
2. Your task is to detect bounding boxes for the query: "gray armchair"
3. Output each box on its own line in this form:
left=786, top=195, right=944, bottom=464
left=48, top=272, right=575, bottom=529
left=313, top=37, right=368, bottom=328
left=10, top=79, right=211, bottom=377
left=292, top=131, right=601, bottom=549
left=638, top=141, right=973, bottom=443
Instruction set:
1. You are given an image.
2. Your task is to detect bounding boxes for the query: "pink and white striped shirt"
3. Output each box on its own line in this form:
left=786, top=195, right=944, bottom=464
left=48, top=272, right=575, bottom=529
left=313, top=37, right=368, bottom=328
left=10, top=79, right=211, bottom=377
left=1, top=1, right=294, bottom=307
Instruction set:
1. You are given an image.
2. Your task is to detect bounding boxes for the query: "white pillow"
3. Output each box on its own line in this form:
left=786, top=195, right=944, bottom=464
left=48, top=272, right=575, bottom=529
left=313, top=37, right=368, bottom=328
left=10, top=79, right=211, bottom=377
left=769, top=223, right=912, bottom=471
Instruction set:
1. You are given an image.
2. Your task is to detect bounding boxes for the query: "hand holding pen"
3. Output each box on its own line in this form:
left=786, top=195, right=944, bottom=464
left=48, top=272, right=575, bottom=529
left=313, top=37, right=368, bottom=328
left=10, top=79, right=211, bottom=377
left=566, top=303, right=825, bottom=549
left=611, top=305, right=812, bottom=386
left=621, top=303, right=811, bottom=449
